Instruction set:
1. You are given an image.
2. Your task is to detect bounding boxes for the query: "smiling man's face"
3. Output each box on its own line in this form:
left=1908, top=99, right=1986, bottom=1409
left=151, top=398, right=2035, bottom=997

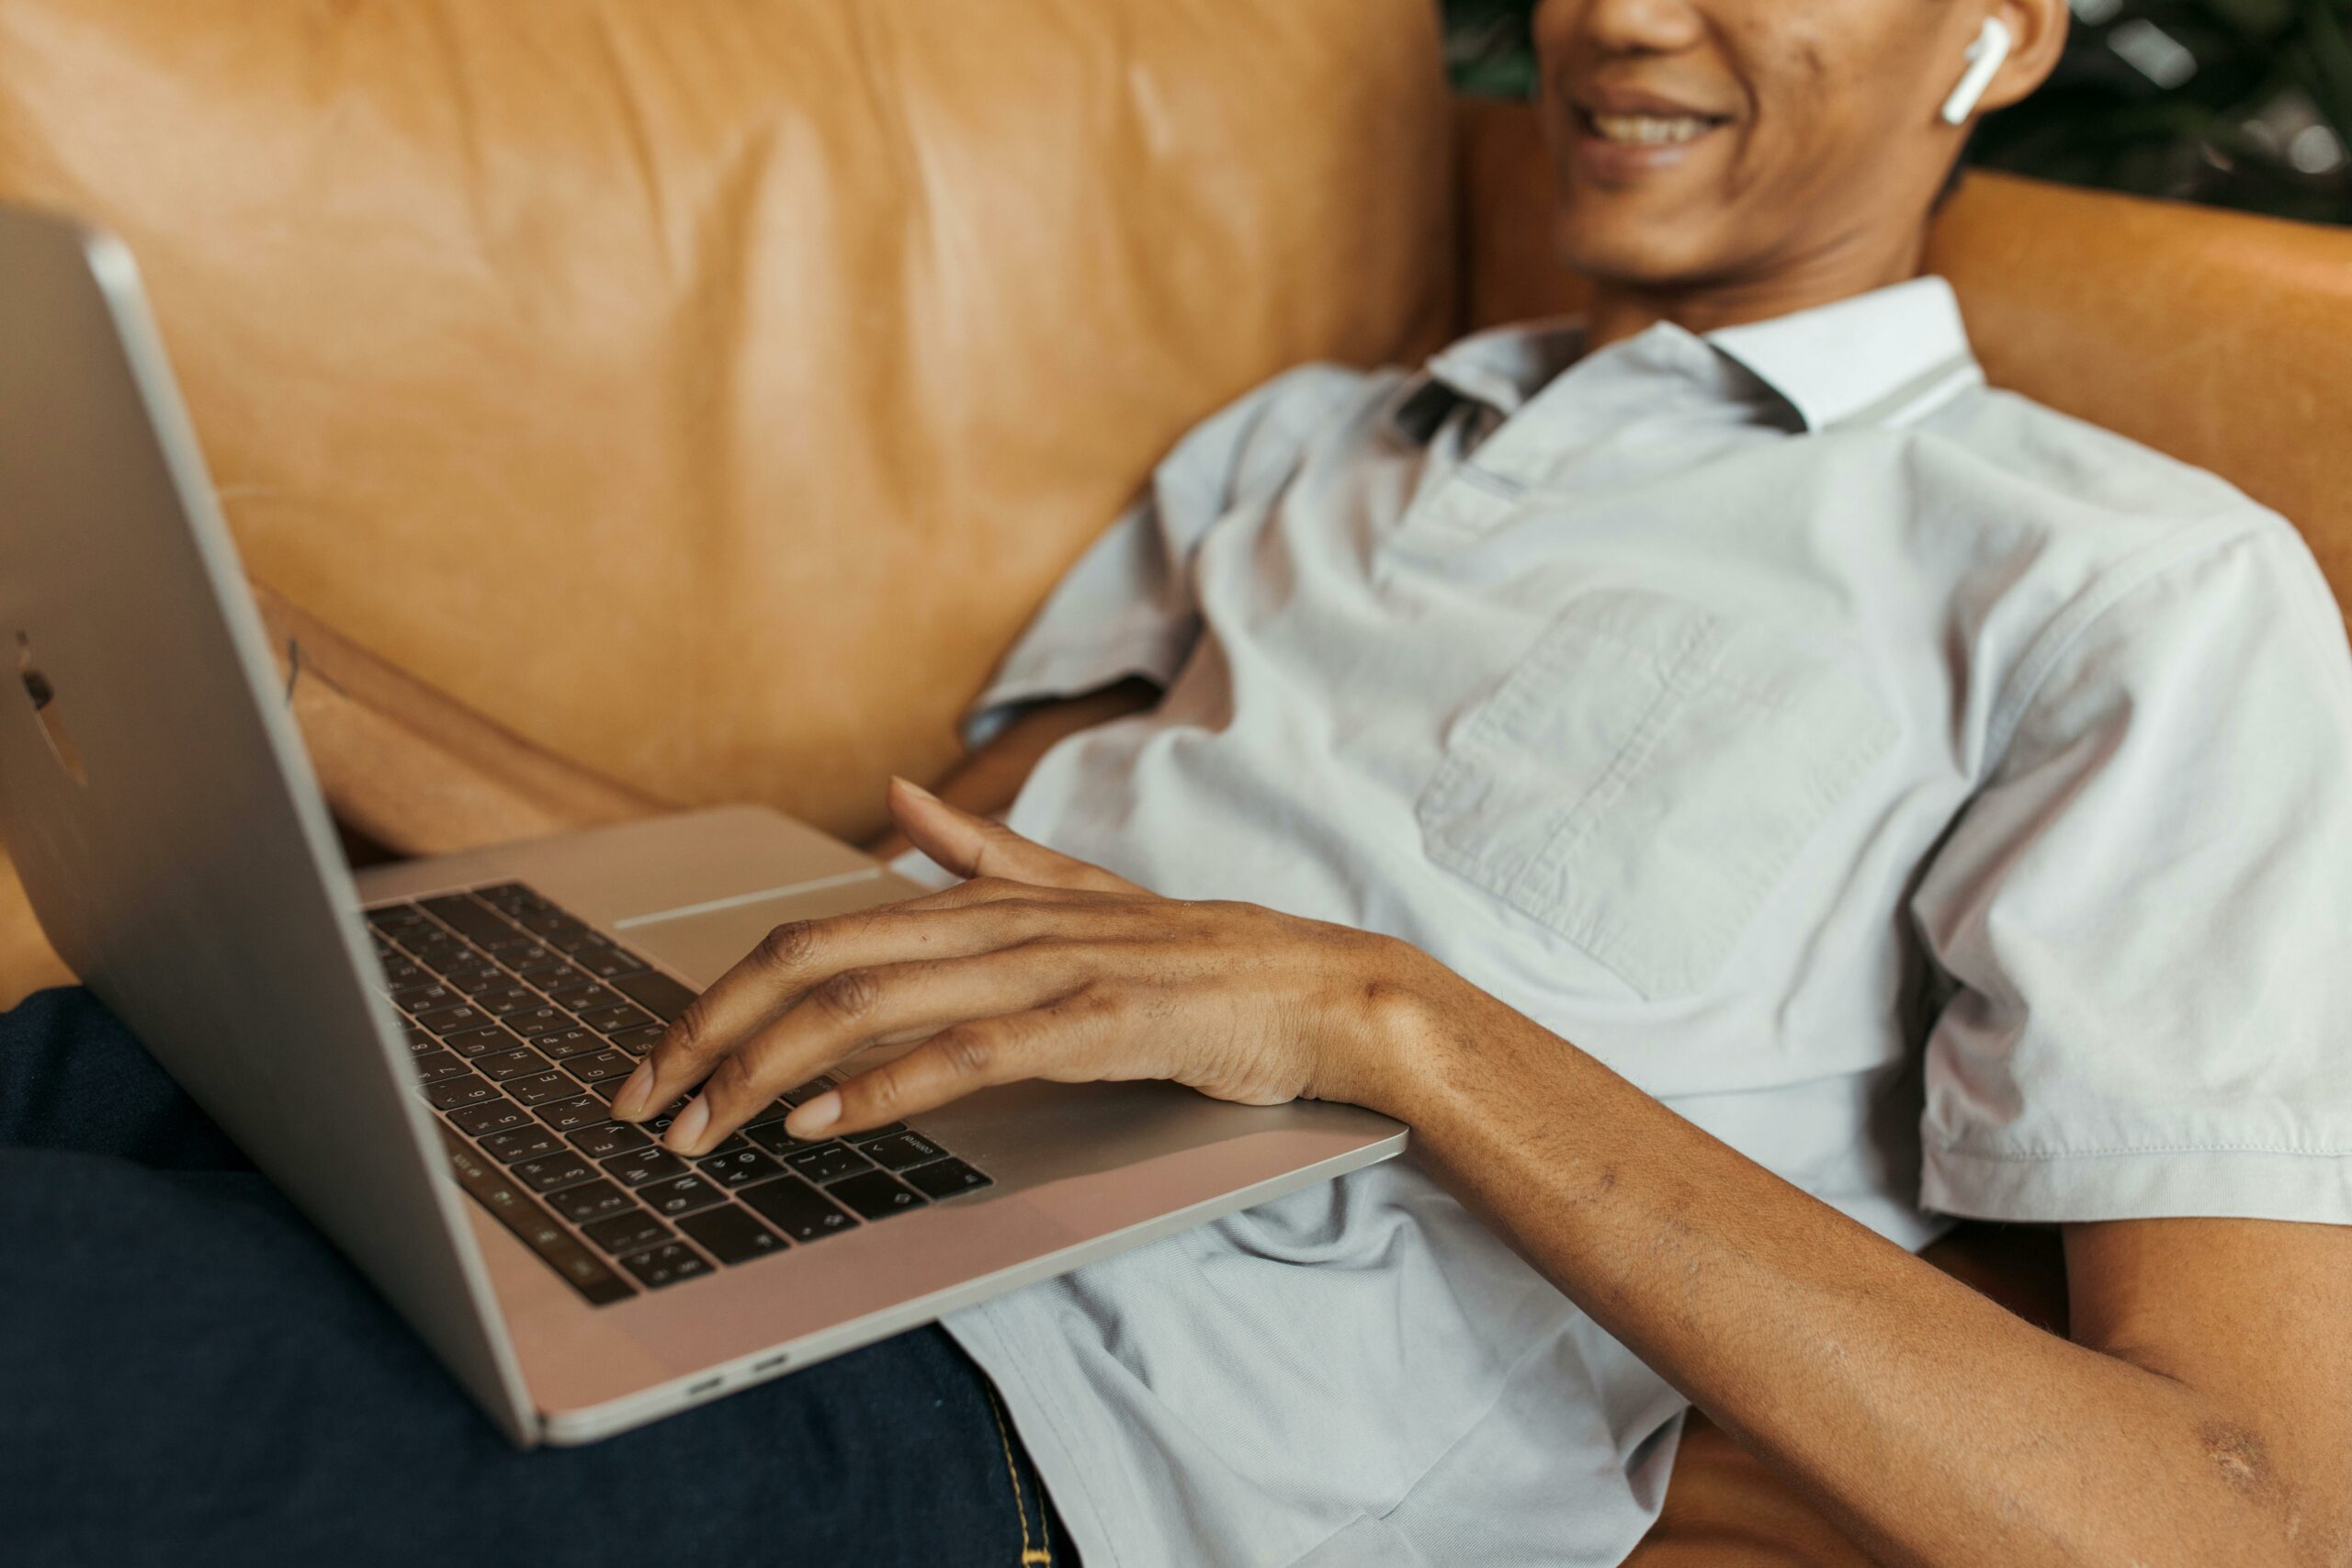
left=1532, top=0, right=2052, bottom=294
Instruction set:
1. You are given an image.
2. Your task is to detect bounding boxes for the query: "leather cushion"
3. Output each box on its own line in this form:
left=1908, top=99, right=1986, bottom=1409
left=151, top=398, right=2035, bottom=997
left=0, top=0, right=1457, bottom=841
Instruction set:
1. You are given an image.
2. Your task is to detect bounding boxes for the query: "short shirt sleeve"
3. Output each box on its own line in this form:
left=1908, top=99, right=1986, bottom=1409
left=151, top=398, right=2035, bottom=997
left=1913, top=519, right=2352, bottom=1226
left=961, top=364, right=1369, bottom=748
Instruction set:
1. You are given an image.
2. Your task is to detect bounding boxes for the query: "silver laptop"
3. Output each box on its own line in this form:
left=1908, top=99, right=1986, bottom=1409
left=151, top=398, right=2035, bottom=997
left=0, top=205, right=1405, bottom=1446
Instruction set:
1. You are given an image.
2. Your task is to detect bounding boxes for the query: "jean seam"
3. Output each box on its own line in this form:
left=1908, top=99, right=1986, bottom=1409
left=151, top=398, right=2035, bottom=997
left=984, top=1381, right=1053, bottom=1566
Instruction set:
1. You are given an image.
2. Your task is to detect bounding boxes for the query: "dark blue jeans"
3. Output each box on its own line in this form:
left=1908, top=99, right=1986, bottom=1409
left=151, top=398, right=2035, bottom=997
left=0, top=987, right=1072, bottom=1568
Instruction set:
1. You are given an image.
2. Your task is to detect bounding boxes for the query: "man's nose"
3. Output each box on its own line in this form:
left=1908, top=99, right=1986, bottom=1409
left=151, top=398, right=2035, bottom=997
left=1543, top=0, right=1710, bottom=59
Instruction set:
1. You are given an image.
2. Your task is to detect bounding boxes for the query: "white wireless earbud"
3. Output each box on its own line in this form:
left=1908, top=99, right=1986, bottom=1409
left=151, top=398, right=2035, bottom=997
left=1939, top=17, right=2013, bottom=125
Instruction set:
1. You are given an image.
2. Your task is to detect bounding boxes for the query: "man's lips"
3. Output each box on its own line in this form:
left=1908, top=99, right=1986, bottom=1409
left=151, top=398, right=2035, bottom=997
left=1558, top=87, right=1735, bottom=174
left=1572, top=84, right=1735, bottom=119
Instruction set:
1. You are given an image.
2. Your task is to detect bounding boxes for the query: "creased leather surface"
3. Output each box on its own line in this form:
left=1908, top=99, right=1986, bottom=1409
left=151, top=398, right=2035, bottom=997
left=1459, top=98, right=2352, bottom=618
left=0, top=0, right=1456, bottom=849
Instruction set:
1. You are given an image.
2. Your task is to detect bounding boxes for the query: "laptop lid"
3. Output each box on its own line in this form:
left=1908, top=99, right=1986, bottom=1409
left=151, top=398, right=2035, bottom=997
left=0, top=206, right=538, bottom=1444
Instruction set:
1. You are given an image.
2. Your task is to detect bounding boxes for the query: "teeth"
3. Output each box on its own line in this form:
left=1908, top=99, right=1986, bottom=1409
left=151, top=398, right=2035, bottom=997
left=1589, top=113, right=1714, bottom=145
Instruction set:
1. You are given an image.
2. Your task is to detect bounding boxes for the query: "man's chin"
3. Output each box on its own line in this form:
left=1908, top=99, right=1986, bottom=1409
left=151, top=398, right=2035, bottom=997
left=1544, top=210, right=1727, bottom=298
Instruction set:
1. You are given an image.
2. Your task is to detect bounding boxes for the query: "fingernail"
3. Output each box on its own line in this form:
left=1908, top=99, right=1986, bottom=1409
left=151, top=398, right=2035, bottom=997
left=893, top=775, right=940, bottom=803
left=786, top=1091, right=841, bottom=1139
left=612, top=1064, right=655, bottom=1120
left=664, top=1097, right=710, bottom=1154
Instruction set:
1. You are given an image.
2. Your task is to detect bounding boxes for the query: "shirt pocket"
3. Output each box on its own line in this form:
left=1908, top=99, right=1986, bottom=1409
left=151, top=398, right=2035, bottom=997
left=1415, top=587, right=1896, bottom=999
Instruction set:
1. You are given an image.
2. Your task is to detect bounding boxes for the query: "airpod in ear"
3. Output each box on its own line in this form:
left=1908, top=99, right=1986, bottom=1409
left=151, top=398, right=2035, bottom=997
left=1939, top=17, right=2013, bottom=126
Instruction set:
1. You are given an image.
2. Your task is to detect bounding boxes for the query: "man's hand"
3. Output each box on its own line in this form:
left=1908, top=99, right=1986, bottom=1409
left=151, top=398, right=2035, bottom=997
left=611, top=778, right=1434, bottom=1156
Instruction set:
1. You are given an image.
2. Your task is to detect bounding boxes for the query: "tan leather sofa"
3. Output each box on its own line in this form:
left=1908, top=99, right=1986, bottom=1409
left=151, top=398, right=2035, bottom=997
left=3, top=2, right=2347, bottom=1559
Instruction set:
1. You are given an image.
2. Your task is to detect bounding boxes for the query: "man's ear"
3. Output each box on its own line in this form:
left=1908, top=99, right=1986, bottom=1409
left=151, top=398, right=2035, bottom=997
left=1977, top=0, right=2070, bottom=117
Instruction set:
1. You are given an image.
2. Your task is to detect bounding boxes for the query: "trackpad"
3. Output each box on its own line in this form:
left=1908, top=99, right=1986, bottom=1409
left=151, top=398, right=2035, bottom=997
left=616, top=870, right=929, bottom=990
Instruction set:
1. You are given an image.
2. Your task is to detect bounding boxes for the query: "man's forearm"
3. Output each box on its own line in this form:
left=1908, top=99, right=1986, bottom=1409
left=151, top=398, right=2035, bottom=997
left=1381, top=964, right=2332, bottom=1568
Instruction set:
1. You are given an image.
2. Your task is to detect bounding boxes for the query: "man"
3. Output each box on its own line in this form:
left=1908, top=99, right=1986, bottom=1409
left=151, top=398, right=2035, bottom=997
left=7, top=1, right=2349, bottom=1565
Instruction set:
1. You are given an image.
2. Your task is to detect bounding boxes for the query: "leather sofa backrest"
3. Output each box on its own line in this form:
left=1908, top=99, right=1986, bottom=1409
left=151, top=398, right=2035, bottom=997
left=1458, top=99, right=2352, bottom=620
left=0, top=0, right=1457, bottom=840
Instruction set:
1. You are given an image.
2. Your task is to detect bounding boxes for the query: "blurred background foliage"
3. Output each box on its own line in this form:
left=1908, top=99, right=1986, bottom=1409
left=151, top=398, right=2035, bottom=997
left=1443, top=0, right=2352, bottom=224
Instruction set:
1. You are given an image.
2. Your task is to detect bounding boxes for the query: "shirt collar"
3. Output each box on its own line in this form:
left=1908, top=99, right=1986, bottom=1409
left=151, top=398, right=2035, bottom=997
left=1390, top=316, right=1587, bottom=441
left=1391, top=275, right=1984, bottom=441
left=1702, top=275, right=1984, bottom=433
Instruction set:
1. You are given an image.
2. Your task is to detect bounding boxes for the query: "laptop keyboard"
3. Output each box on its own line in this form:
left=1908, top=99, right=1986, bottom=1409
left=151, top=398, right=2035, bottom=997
left=366, top=881, right=993, bottom=1306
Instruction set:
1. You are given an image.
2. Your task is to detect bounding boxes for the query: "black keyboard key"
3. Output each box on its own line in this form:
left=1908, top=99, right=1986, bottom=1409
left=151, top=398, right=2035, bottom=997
left=512, top=1154, right=597, bottom=1193
left=580, top=1211, right=672, bottom=1257
left=447, top=1099, right=533, bottom=1138
left=419, top=894, right=520, bottom=951
left=534, top=1026, right=604, bottom=1061
left=379, top=958, right=428, bottom=990
left=537, top=1094, right=611, bottom=1134
left=470, top=985, right=547, bottom=1020
left=438, top=964, right=511, bottom=996
left=740, top=1174, right=860, bottom=1242
left=516, top=908, right=592, bottom=941
left=481, top=924, right=553, bottom=953
left=501, top=1008, right=574, bottom=1039
left=509, top=954, right=580, bottom=986
left=548, top=1179, right=636, bottom=1225
left=859, top=1132, right=945, bottom=1170
left=441, top=1024, right=521, bottom=1059
left=901, top=1157, right=994, bottom=1199
left=784, top=1142, right=873, bottom=1183
left=746, top=1122, right=814, bottom=1157
left=618, top=1243, right=711, bottom=1291
left=742, top=1096, right=793, bottom=1126
left=424, top=1073, right=502, bottom=1112
left=479, top=1125, right=563, bottom=1164
left=540, top=928, right=614, bottom=956
left=695, top=1147, right=783, bottom=1190
left=546, top=981, right=625, bottom=1014
left=437, top=1127, right=632, bottom=1306
left=473, top=883, right=542, bottom=915
left=400, top=1024, right=437, bottom=1055
left=390, top=982, right=458, bottom=1015
left=475, top=1046, right=556, bottom=1082
left=607, top=1025, right=667, bottom=1057
left=568, top=1122, right=651, bottom=1159
left=578, top=1004, right=655, bottom=1036
left=603, top=1148, right=691, bottom=1188
left=411, top=1050, right=468, bottom=1084
left=675, top=1207, right=787, bottom=1267
left=578, top=946, right=652, bottom=982
left=414, top=1003, right=493, bottom=1037
left=565, top=1048, right=636, bottom=1084
left=825, top=1169, right=929, bottom=1221
left=641, top=1174, right=729, bottom=1219
left=504, top=1070, right=581, bottom=1107
left=843, top=1122, right=909, bottom=1144
left=368, top=903, right=431, bottom=931
left=398, top=936, right=472, bottom=972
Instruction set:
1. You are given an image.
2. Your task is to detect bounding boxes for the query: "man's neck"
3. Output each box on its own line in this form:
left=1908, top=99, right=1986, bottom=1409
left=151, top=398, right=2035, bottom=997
left=1582, top=228, right=1928, bottom=354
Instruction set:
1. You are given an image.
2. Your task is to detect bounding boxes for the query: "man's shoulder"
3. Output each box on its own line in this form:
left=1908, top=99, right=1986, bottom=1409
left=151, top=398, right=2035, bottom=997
left=1921, top=383, right=2283, bottom=539
left=1875, top=384, right=2339, bottom=722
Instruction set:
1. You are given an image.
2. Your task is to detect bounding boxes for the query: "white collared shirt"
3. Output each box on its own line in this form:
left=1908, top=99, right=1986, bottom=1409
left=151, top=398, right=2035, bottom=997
left=921, top=277, right=2352, bottom=1568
